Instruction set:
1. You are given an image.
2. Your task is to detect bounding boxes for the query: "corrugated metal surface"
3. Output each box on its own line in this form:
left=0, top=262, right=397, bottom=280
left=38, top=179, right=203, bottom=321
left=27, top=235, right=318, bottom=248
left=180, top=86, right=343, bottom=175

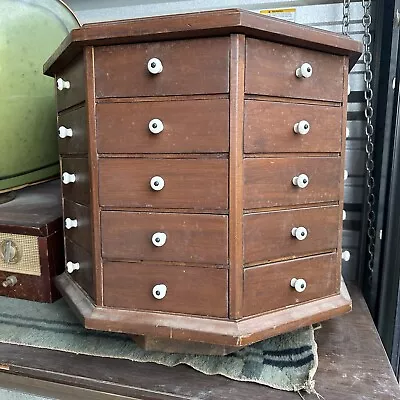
left=64, top=0, right=371, bottom=281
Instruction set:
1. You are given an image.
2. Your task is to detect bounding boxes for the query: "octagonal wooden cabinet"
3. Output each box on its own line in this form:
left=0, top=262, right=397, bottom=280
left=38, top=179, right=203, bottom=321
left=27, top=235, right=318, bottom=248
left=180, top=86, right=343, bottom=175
left=44, top=9, right=362, bottom=355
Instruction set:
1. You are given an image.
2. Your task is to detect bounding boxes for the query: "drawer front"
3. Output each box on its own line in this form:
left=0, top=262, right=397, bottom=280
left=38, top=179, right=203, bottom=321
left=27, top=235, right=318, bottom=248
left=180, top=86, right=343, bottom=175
left=94, top=37, right=230, bottom=98
left=63, top=199, right=92, bottom=252
left=243, top=253, right=339, bottom=316
left=102, top=211, right=228, bottom=265
left=96, top=99, right=229, bottom=154
left=104, top=262, right=228, bottom=317
left=65, top=238, right=93, bottom=299
left=244, top=101, right=342, bottom=153
left=243, top=205, right=339, bottom=265
left=244, top=156, right=341, bottom=209
left=56, top=56, right=85, bottom=111
left=60, top=157, right=90, bottom=206
left=58, top=105, right=88, bottom=155
left=245, top=38, right=344, bottom=102
left=99, top=158, right=228, bottom=210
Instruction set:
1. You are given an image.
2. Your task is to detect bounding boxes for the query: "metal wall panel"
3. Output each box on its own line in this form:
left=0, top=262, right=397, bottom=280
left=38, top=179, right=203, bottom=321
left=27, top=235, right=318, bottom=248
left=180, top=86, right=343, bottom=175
left=64, top=0, right=371, bottom=281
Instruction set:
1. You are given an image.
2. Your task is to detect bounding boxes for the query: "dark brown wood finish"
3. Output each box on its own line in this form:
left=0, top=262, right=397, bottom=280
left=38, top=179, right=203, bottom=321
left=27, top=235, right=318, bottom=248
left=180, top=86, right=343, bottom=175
left=43, top=9, right=362, bottom=76
left=96, top=98, right=229, bottom=154
left=85, top=46, right=103, bottom=305
left=46, top=9, right=362, bottom=353
left=57, top=105, right=88, bottom=154
left=243, top=205, right=339, bottom=265
left=244, top=100, right=342, bottom=153
left=245, top=38, right=344, bottom=102
left=244, top=156, right=341, bottom=209
left=94, top=37, right=230, bottom=98
left=101, top=211, right=228, bottom=265
left=64, top=238, right=93, bottom=299
left=103, top=262, right=228, bottom=317
left=0, top=180, right=62, bottom=236
left=229, top=34, right=245, bottom=320
left=243, top=253, right=339, bottom=316
left=0, top=286, right=398, bottom=400
left=56, top=272, right=351, bottom=347
left=63, top=199, right=91, bottom=252
left=60, top=157, right=90, bottom=206
left=98, top=158, right=228, bottom=210
left=56, top=56, right=85, bottom=112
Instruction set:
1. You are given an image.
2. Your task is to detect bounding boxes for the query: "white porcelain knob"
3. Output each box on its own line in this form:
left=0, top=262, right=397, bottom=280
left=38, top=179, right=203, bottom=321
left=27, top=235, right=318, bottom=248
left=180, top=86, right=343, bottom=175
left=58, top=126, right=73, bottom=139
left=346, top=127, right=350, bottom=138
left=152, top=284, right=167, bottom=300
left=148, top=118, right=164, bottom=134
left=294, top=120, right=310, bottom=135
left=292, top=174, right=309, bottom=189
left=152, top=232, right=167, bottom=247
left=291, top=278, right=307, bottom=293
left=57, top=78, right=70, bottom=91
left=66, top=261, right=80, bottom=273
left=291, top=226, right=308, bottom=241
left=296, top=63, right=313, bottom=78
left=343, top=210, right=347, bottom=220
left=147, top=58, right=163, bottom=74
left=344, top=170, right=349, bottom=180
left=150, top=176, right=165, bottom=191
left=65, top=218, right=78, bottom=230
left=62, top=172, right=76, bottom=184
left=342, top=251, right=351, bottom=262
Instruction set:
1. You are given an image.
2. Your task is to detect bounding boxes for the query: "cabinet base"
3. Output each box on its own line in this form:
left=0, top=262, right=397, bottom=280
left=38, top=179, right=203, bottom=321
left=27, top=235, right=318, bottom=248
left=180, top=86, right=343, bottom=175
left=56, top=273, right=352, bottom=354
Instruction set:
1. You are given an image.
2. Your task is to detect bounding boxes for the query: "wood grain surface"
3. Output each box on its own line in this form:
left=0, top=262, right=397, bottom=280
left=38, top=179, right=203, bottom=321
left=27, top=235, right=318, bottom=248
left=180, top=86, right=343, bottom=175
left=98, top=158, right=228, bottom=210
left=245, top=38, right=344, bottom=102
left=243, top=205, right=338, bottom=265
left=96, top=98, right=229, bottom=154
left=101, top=211, right=228, bottom=265
left=94, top=37, right=230, bottom=98
left=57, top=105, right=88, bottom=154
left=60, top=157, right=90, bottom=206
left=244, top=100, right=342, bottom=153
left=64, top=238, right=93, bottom=299
left=244, top=156, right=341, bottom=209
left=63, top=199, right=91, bottom=252
left=103, top=262, right=228, bottom=317
left=243, top=253, right=339, bottom=316
left=56, top=56, right=85, bottom=112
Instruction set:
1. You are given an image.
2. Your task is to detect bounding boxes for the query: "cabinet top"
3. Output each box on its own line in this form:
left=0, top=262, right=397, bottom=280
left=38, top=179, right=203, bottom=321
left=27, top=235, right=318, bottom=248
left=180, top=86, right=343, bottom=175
left=44, top=8, right=362, bottom=76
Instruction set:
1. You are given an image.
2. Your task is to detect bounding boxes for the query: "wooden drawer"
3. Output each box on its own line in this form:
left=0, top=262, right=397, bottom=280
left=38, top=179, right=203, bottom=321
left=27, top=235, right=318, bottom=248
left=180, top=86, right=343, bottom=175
left=99, top=158, right=228, bottom=210
left=244, top=100, right=342, bottom=153
left=243, top=253, right=339, bottom=316
left=60, top=157, right=90, bottom=206
left=102, top=211, right=228, bottom=265
left=56, top=56, right=85, bottom=111
left=243, top=205, right=339, bottom=265
left=244, top=156, right=341, bottom=209
left=57, top=105, right=88, bottom=154
left=63, top=199, right=92, bottom=252
left=65, top=238, right=93, bottom=299
left=245, top=38, right=344, bottom=102
left=96, top=99, right=229, bottom=154
left=104, top=262, right=228, bottom=317
left=94, top=37, right=230, bottom=98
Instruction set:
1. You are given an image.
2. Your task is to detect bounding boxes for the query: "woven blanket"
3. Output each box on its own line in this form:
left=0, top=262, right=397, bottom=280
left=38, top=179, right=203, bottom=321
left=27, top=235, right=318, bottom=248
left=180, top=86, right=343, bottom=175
left=0, top=296, right=318, bottom=393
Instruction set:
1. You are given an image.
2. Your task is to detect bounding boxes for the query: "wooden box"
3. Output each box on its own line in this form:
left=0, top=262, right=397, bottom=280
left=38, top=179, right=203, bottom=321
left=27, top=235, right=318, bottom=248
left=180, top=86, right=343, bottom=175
left=44, top=9, right=362, bottom=353
left=0, top=181, right=64, bottom=303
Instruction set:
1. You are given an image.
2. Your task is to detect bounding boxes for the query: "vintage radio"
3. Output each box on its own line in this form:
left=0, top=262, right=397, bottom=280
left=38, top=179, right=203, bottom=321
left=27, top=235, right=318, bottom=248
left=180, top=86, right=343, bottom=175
left=44, top=9, right=362, bottom=354
left=0, top=180, right=64, bottom=302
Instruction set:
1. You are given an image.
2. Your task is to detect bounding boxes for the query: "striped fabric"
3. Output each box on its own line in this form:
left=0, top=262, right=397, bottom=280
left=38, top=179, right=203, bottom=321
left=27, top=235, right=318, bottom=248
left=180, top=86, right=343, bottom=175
left=0, top=297, right=318, bottom=392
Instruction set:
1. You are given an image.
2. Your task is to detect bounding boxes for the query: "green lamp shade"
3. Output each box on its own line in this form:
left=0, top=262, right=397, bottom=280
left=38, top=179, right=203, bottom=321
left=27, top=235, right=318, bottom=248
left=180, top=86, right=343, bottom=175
left=0, top=0, right=79, bottom=192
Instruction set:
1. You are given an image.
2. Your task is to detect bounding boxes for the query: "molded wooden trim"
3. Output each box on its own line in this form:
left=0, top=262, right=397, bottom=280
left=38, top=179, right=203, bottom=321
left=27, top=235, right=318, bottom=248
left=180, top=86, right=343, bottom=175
left=56, top=273, right=351, bottom=348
